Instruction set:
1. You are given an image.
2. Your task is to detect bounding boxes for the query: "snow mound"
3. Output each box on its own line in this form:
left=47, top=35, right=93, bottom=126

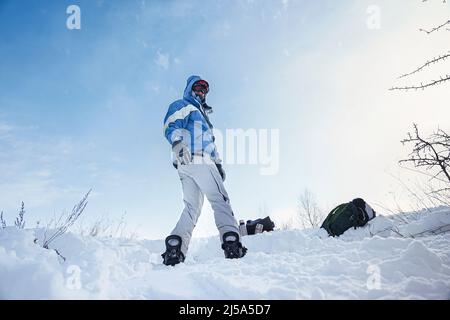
left=1, top=209, right=450, bottom=299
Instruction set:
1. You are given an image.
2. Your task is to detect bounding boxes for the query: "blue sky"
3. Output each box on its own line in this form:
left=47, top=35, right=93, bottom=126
left=1, top=0, right=450, bottom=239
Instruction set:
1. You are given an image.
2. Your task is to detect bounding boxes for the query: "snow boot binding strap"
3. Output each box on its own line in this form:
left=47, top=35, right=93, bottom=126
left=162, top=235, right=185, bottom=266
left=221, top=231, right=247, bottom=259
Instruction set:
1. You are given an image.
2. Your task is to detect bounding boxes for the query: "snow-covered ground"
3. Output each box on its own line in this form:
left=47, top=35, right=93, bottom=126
left=1, top=208, right=450, bottom=300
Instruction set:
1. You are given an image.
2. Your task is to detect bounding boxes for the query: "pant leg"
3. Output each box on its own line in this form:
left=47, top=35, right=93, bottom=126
left=181, top=159, right=240, bottom=243
left=170, top=170, right=204, bottom=256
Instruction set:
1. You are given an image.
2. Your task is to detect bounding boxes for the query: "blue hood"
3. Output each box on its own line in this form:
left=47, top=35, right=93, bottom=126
left=164, top=75, right=220, bottom=162
left=183, top=75, right=203, bottom=107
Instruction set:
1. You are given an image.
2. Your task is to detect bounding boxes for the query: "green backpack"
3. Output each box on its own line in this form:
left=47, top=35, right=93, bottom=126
left=321, top=198, right=376, bottom=237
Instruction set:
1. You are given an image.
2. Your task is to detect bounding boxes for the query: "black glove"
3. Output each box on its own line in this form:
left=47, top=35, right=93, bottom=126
left=172, top=141, right=191, bottom=166
left=215, top=163, right=226, bottom=182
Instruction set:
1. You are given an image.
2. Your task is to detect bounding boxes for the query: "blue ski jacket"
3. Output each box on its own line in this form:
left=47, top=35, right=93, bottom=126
left=163, top=75, right=220, bottom=163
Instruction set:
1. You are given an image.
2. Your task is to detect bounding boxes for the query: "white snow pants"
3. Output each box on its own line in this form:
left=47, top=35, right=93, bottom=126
left=170, top=156, right=240, bottom=256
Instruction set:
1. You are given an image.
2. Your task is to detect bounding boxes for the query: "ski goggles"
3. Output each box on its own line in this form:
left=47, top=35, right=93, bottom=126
left=192, top=80, right=209, bottom=95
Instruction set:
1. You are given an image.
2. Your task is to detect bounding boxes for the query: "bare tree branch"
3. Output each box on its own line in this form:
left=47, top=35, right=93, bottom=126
left=419, top=19, right=450, bottom=34
left=391, top=1, right=450, bottom=90
left=390, top=74, right=450, bottom=91
left=400, top=124, right=450, bottom=186
left=397, top=52, right=450, bottom=79
left=427, top=187, right=450, bottom=194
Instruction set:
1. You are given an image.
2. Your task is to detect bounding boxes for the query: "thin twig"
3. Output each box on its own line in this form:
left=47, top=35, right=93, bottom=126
left=390, top=75, right=450, bottom=91
left=419, top=19, right=450, bottom=34
left=398, top=53, right=450, bottom=79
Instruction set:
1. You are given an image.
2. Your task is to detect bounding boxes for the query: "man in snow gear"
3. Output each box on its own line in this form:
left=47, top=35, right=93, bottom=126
left=163, top=75, right=247, bottom=264
left=162, top=235, right=185, bottom=266
left=321, top=198, right=376, bottom=237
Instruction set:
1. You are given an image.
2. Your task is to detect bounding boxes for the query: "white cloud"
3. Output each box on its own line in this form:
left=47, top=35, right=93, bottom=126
left=0, top=120, right=38, bottom=141
left=0, top=122, right=14, bottom=133
left=154, top=51, right=170, bottom=70
left=35, top=169, right=52, bottom=178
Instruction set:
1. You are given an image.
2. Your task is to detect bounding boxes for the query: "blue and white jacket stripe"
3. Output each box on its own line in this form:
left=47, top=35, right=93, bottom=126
left=163, top=75, right=220, bottom=163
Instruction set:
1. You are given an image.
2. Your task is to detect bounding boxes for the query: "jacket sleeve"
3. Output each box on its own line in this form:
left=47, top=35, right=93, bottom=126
left=163, top=103, right=198, bottom=145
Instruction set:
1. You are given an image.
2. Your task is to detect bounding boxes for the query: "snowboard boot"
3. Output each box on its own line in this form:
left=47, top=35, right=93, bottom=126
left=221, top=231, right=247, bottom=259
left=161, top=235, right=185, bottom=266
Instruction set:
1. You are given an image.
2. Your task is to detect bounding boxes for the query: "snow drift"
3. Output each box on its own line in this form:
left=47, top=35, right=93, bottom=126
left=0, top=208, right=450, bottom=300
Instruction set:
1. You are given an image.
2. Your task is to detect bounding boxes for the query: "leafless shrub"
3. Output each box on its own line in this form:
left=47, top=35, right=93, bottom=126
left=408, top=223, right=450, bottom=238
left=76, top=212, right=139, bottom=240
left=296, top=189, right=325, bottom=229
left=0, top=211, right=6, bottom=229
left=377, top=122, right=450, bottom=224
left=14, top=202, right=26, bottom=229
left=279, top=217, right=295, bottom=231
left=398, top=124, right=450, bottom=208
left=400, top=124, right=450, bottom=184
left=1, top=202, right=27, bottom=230
left=425, top=183, right=450, bottom=206
left=41, top=190, right=91, bottom=255
left=379, top=172, right=448, bottom=226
